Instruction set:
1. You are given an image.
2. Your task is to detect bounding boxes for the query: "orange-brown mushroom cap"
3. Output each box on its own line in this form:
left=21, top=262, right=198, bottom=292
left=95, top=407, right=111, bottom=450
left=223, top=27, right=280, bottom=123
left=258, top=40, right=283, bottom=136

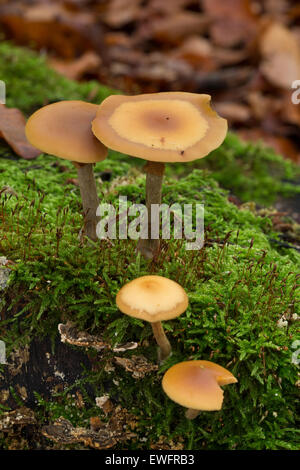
left=25, top=101, right=107, bottom=163
left=92, top=92, right=227, bottom=163
left=162, top=360, right=238, bottom=411
left=116, top=275, right=188, bottom=323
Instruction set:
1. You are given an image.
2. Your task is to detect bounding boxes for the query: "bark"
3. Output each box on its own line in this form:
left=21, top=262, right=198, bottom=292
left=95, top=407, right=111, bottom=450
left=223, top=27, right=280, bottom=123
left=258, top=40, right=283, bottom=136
left=0, top=336, right=94, bottom=409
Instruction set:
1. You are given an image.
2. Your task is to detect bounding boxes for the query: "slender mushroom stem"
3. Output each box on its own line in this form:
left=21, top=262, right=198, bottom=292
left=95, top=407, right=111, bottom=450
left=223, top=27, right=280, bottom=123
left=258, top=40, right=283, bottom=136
left=151, top=321, right=171, bottom=362
left=185, top=409, right=201, bottom=420
left=73, top=162, right=100, bottom=242
left=137, top=161, right=165, bottom=260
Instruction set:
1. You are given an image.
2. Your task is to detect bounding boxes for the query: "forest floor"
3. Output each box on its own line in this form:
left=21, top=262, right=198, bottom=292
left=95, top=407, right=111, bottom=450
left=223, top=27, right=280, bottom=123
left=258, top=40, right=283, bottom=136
left=0, top=42, right=299, bottom=450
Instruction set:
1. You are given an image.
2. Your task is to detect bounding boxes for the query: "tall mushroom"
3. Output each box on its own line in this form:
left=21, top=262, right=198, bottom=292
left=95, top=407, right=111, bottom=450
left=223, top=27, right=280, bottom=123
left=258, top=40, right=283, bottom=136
left=116, top=275, right=188, bottom=362
left=92, top=92, right=227, bottom=259
left=162, top=360, right=237, bottom=419
left=25, top=101, right=107, bottom=242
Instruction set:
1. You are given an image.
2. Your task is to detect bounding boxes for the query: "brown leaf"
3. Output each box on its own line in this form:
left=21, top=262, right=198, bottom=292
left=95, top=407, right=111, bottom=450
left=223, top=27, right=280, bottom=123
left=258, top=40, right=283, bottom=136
left=247, top=91, right=282, bottom=121
left=103, top=0, right=142, bottom=28
left=202, top=0, right=259, bottom=47
left=260, top=22, right=300, bottom=89
left=49, top=51, right=102, bottom=80
left=215, top=102, right=251, bottom=123
left=104, top=32, right=133, bottom=47
left=170, top=36, right=216, bottom=71
left=0, top=3, right=103, bottom=59
left=144, top=0, right=197, bottom=15
left=213, top=47, right=248, bottom=67
left=137, top=12, right=209, bottom=44
left=280, top=90, right=300, bottom=127
left=0, top=104, right=41, bottom=160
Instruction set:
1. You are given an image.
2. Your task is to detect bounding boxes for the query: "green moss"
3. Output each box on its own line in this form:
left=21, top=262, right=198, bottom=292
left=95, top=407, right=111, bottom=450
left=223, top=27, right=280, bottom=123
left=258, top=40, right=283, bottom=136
left=0, top=41, right=299, bottom=450
left=0, top=41, right=117, bottom=114
left=0, top=154, right=299, bottom=450
left=168, top=132, right=300, bottom=205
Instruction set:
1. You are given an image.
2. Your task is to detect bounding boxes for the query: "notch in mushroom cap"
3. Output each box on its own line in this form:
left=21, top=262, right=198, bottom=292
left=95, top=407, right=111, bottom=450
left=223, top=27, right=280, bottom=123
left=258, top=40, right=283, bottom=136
left=162, top=360, right=237, bottom=419
left=92, top=92, right=227, bottom=259
left=25, top=101, right=107, bottom=242
left=116, top=275, right=188, bottom=362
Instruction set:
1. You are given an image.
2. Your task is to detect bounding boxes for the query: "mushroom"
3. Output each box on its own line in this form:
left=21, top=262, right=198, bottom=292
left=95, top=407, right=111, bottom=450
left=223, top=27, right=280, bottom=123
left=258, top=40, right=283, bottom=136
left=116, top=275, right=188, bottom=362
left=25, top=100, right=107, bottom=242
left=162, top=360, right=237, bottom=419
left=92, top=92, right=227, bottom=259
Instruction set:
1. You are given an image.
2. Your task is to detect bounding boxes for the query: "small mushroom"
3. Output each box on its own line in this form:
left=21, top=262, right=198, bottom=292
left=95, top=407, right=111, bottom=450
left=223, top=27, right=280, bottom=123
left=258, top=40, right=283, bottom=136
left=25, top=101, right=107, bottom=242
left=162, top=360, right=237, bottom=419
left=116, top=275, right=188, bottom=362
left=92, top=92, right=227, bottom=259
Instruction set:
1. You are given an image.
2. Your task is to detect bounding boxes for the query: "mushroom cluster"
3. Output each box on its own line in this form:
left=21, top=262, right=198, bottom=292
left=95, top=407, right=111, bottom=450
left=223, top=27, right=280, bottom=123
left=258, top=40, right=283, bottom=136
left=92, top=92, right=227, bottom=259
left=24, top=92, right=236, bottom=421
left=25, top=92, right=227, bottom=254
left=115, top=276, right=237, bottom=418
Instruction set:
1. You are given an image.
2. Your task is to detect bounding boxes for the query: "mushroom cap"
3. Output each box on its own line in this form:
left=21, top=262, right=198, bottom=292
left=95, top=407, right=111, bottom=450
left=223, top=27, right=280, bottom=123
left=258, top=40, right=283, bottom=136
left=116, top=275, right=188, bottom=323
left=92, top=92, right=227, bottom=163
left=162, top=360, right=237, bottom=411
left=25, top=100, right=107, bottom=163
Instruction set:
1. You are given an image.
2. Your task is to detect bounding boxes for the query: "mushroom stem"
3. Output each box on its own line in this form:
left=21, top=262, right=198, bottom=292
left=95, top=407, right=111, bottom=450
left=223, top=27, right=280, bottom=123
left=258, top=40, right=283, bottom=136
left=74, top=162, right=100, bottom=242
left=137, top=161, right=165, bottom=260
left=185, top=409, right=200, bottom=420
left=151, top=321, right=171, bottom=362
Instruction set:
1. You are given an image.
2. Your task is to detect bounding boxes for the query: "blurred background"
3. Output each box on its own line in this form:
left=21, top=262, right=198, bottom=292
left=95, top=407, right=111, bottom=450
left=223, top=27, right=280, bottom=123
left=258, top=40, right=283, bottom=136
left=1, top=0, right=300, bottom=164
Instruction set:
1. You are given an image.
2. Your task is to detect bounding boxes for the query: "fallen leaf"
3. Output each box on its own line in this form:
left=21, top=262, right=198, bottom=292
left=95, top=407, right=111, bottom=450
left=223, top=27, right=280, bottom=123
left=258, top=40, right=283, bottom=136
left=170, top=36, right=216, bottom=71
left=0, top=2, right=104, bottom=58
left=260, top=22, right=300, bottom=89
left=202, top=0, right=259, bottom=47
left=49, top=51, right=102, bottom=80
left=103, top=0, right=142, bottom=28
left=136, top=11, right=209, bottom=44
left=213, top=47, right=248, bottom=66
left=0, top=104, right=41, bottom=160
left=104, top=32, right=133, bottom=47
left=215, top=102, right=251, bottom=123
